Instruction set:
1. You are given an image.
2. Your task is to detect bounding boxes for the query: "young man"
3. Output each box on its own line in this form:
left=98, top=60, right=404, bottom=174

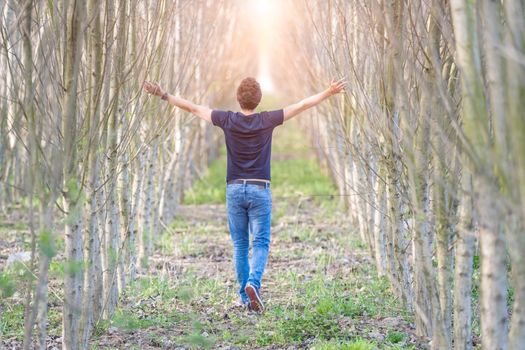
left=143, top=77, right=345, bottom=312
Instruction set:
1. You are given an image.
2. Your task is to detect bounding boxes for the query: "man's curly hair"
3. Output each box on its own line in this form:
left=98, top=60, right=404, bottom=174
left=237, top=77, right=262, bottom=110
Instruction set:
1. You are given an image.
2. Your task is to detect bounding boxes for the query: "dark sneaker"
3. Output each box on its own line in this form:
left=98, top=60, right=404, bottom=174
left=245, top=283, right=264, bottom=313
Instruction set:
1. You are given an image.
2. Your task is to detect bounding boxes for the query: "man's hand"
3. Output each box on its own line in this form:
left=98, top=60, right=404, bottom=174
left=143, top=81, right=165, bottom=96
left=328, top=78, right=346, bottom=95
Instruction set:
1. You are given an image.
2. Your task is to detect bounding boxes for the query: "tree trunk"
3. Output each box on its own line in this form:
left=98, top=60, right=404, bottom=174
left=477, top=179, right=508, bottom=350
left=140, top=139, right=159, bottom=269
left=373, top=163, right=387, bottom=277
left=129, top=145, right=146, bottom=281
left=453, top=174, right=476, bottom=350
left=35, top=202, right=56, bottom=350
left=20, top=1, right=38, bottom=347
left=61, top=1, right=86, bottom=348
left=502, top=1, right=525, bottom=346
left=450, top=0, right=509, bottom=348
left=507, top=215, right=525, bottom=350
left=80, top=0, right=103, bottom=345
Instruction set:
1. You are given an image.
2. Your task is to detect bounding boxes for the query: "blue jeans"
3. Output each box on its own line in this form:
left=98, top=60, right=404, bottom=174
left=226, top=183, right=272, bottom=303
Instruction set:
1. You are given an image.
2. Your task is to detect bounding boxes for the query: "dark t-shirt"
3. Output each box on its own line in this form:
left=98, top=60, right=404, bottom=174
left=211, top=109, right=284, bottom=182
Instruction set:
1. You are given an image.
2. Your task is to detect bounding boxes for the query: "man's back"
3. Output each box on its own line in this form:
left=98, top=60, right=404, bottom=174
left=211, top=109, right=284, bottom=182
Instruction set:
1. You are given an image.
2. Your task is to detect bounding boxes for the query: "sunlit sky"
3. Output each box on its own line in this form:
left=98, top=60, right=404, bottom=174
left=241, top=0, right=283, bottom=92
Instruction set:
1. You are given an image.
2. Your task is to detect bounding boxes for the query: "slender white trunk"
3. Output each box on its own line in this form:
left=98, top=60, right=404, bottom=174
left=502, top=1, right=525, bottom=346
left=63, top=200, right=84, bottom=350
left=104, top=163, right=120, bottom=318
left=35, top=203, right=55, bottom=350
left=507, top=215, right=525, bottom=350
left=118, top=132, right=131, bottom=292
left=61, top=0, right=86, bottom=347
left=373, top=165, right=387, bottom=277
left=129, top=147, right=146, bottom=281
left=80, top=0, right=103, bottom=345
left=453, top=174, right=476, bottom=350
left=477, top=180, right=508, bottom=350
left=140, top=140, right=159, bottom=268
left=82, top=157, right=101, bottom=346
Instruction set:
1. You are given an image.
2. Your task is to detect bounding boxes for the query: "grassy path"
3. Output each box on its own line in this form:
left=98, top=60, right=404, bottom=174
left=91, top=122, right=425, bottom=350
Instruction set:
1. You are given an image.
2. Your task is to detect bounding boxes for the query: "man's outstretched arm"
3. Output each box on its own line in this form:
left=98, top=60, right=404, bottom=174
left=283, top=78, right=346, bottom=121
left=143, top=81, right=212, bottom=123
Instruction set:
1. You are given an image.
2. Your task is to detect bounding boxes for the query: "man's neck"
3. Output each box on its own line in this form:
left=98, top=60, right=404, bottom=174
left=241, top=109, right=255, bottom=116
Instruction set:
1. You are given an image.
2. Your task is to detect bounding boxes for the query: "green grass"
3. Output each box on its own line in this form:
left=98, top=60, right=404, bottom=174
left=245, top=268, right=408, bottom=347
left=89, top=211, right=416, bottom=349
left=183, top=148, right=227, bottom=204
left=311, top=339, right=377, bottom=350
left=109, top=250, right=411, bottom=348
left=111, top=310, right=159, bottom=330
left=91, top=276, right=198, bottom=339
left=386, top=331, right=407, bottom=344
left=272, top=157, right=337, bottom=201
left=0, top=303, right=25, bottom=340
left=0, top=263, right=36, bottom=340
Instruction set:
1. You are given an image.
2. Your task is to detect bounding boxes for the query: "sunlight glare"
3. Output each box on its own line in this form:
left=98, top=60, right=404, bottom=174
left=253, top=0, right=273, bottom=15
left=258, top=73, right=274, bottom=92
left=243, top=0, right=281, bottom=93
left=244, top=0, right=279, bottom=16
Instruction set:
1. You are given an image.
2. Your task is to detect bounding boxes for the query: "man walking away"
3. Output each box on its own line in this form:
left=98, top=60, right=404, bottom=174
left=143, top=77, right=345, bottom=312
